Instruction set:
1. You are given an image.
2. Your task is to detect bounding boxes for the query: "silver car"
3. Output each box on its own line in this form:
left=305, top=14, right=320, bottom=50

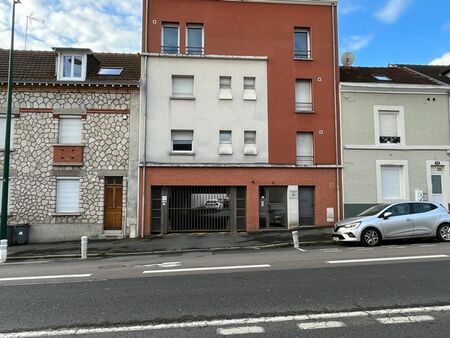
left=333, top=202, right=450, bottom=246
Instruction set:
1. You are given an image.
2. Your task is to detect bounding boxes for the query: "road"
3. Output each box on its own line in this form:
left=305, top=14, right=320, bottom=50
left=1, top=240, right=450, bottom=337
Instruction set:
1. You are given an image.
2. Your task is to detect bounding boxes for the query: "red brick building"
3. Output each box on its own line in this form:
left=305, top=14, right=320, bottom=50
left=139, top=0, right=341, bottom=236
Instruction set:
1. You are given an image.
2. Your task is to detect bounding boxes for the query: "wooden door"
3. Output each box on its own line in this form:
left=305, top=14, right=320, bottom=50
left=104, top=177, right=123, bottom=230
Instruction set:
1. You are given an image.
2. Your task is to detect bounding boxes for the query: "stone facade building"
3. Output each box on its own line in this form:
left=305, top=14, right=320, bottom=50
left=0, top=48, right=140, bottom=242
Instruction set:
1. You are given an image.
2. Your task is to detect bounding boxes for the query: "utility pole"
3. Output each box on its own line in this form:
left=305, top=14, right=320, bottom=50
left=0, top=0, right=21, bottom=242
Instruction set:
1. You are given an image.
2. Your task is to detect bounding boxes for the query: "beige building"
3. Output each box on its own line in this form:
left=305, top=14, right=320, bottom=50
left=0, top=48, right=140, bottom=242
left=340, top=66, right=450, bottom=217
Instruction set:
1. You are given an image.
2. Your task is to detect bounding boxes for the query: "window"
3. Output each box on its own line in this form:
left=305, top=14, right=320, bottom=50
left=294, top=28, right=311, bottom=59
left=381, top=166, right=402, bottom=200
left=171, top=130, right=193, bottom=152
left=244, top=131, right=257, bottom=155
left=372, top=74, right=391, bottom=81
left=172, top=76, right=194, bottom=98
left=432, top=175, right=443, bottom=194
left=219, top=76, right=232, bottom=100
left=59, top=116, right=82, bottom=144
left=98, top=67, right=123, bottom=76
left=219, top=130, right=232, bottom=155
left=56, top=178, right=80, bottom=213
left=162, top=23, right=179, bottom=54
left=379, top=111, right=400, bottom=144
left=243, top=77, right=256, bottom=100
left=0, top=115, right=14, bottom=150
left=413, top=203, right=437, bottom=214
left=60, top=55, right=85, bottom=80
left=186, top=24, right=204, bottom=55
left=385, top=203, right=411, bottom=216
left=296, top=132, right=314, bottom=165
left=295, top=80, right=313, bottom=112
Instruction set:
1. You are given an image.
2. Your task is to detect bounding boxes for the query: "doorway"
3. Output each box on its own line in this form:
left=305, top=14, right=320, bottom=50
left=259, top=187, right=287, bottom=229
left=103, top=177, right=123, bottom=230
left=431, top=166, right=445, bottom=205
left=299, top=186, right=315, bottom=225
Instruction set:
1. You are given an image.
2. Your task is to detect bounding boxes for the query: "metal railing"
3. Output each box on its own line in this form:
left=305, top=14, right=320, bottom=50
left=294, top=49, right=311, bottom=59
left=296, top=156, right=314, bottom=166
left=161, top=45, right=179, bottom=54
left=380, top=136, right=401, bottom=144
left=295, top=102, right=313, bottom=112
left=186, top=46, right=204, bottom=55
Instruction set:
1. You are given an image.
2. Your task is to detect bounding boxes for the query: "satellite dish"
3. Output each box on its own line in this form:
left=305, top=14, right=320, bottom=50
left=341, top=52, right=355, bottom=67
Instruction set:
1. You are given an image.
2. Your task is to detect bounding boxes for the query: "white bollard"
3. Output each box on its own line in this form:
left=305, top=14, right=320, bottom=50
left=292, top=231, right=299, bottom=249
left=0, top=239, right=8, bottom=263
left=81, top=236, right=88, bottom=260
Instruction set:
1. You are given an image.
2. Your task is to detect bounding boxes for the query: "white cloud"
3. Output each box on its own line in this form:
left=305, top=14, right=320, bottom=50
left=443, top=21, right=450, bottom=31
left=340, top=2, right=362, bottom=15
left=342, top=35, right=373, bottom=52
left=430, top=52, right=450, bottom=65
left=0, top=0, right=141, bottom=52
left=375, top=0, right=412, bottom=24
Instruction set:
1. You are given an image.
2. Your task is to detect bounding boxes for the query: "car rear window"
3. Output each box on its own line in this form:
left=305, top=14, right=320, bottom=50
left=412, top=203, right=437, bottom=214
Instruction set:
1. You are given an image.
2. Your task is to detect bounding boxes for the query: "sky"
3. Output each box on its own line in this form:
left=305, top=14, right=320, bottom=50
left=0, top=0, right=449, bottom=66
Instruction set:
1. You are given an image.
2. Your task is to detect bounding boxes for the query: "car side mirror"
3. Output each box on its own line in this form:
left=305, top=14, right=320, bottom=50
left=383, top=211, right=393, bottom=219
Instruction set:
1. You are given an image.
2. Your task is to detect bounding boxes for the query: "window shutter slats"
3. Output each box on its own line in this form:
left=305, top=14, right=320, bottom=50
left=59, top=118, right=82, bottom=144
left=381, top=166, right=401, bottom=199
left=56, top=179, right=80, bottom=213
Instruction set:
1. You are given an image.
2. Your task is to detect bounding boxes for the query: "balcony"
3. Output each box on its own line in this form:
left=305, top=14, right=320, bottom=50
left=296, top=156, right=314, bottom=166
left=53, top=145, right=84, bottom=166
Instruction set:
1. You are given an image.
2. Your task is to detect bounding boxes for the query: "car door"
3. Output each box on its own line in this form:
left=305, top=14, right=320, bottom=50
left=411, top=202, right=439, bottom=236
left=380, top=203, right=414, bottom=238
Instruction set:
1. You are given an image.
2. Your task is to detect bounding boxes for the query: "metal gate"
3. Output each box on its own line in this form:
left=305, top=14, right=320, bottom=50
left=151, top=186, right=246, bottom=233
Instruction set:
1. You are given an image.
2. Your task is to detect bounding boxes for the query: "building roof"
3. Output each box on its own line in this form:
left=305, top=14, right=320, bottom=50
left=0, top=49, right=140, bottom=86
left=340, top=66, right=437, bottom=85
left=396, top=64, right=450, bottom=85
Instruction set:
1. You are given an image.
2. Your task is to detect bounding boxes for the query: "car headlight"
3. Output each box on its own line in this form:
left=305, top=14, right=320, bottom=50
left=344, top=222, right=361, bottom=229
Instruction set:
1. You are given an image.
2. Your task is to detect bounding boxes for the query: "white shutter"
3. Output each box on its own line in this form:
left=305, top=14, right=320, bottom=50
left=171, top=130, right=193, bottom=141
left=296, top=132, right=313, bottom=165
left=0, top=116, right=14, bottom=149
left=56, top=179, right=80, bottom=213
left=381, top=166, right=401, bottom=199
left=379, top=112, right=398, bottom=137
left=172, top=76, right=194, bottom=97
left=295, top=80, right=312, bottom=111
left=59, top=117, right=82, bottom=144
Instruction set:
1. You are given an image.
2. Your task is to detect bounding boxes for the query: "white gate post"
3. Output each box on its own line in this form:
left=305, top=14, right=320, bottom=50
left=0, top=239, right=8, bottom=263
left=81, top=236, right=88, bottom=260
left=292, top=231, right=299, bottom=249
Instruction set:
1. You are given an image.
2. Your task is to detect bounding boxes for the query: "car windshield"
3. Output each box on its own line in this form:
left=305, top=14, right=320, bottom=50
left=357, top=204, right=390, bottom=217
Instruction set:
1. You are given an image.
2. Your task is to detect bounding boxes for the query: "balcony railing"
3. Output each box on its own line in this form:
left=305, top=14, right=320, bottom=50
left=186, top=46, right=204, bottom=55
left=380, top=136, right=401, bottom=144
left=296, top=156, right=314, bottom=166
left=295, top=101, right=313, bottom=112
left=294, top=49, right=311, bottom=59
left=161, top=45, right=179, bottom=54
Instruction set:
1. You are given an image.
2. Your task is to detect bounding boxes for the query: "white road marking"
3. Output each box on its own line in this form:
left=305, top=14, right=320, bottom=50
left=377, top=315, right=434, bottom=324
left=143, top=264, right=271, bottom=274
left=217, top=326, right=265, bottom=335
left=419, top=244, right=437, bottom=248
left=0, top=274, right=92, bottom=282
left=3, top=305, right=450, bottom=337
left=327, top=255, right=448, bottom=264
left=354, top=248, right=374, bottom=251
left=320, top=249, right=341, bottom=252
left=297, top=321, right=346, bottom=330
left=134, top=262, right=182, bottom=268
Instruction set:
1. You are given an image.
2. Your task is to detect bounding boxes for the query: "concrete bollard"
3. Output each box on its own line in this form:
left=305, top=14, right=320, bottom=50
left=0, top=239, right=8, bottom=263
left=81, top=236, right=88, bottom=260
left=292, top=231, right=299, bottom=249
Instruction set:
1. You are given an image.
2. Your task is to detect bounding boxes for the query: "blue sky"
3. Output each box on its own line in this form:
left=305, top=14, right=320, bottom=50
left=0, top=0, right=449, bottom=66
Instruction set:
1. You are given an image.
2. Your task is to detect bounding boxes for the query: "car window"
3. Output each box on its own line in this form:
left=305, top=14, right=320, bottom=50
left=385, top=203, right=411, bottom=216
left=412, top=203, right=437, bottom=214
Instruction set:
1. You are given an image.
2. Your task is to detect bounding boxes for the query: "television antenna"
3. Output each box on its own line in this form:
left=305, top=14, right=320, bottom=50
left=341, top=52, right=355, bottom=68
left=25, top=13, right=45, bottom=50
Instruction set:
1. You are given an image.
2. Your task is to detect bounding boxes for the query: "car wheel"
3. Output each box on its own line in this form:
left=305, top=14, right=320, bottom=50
left=361, top=228, right=381, bottom=247
left=437, top=223, right=450, bottom=242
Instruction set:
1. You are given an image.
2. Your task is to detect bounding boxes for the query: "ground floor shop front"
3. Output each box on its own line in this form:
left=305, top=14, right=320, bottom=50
left=139, top=166, right=340, bottom=236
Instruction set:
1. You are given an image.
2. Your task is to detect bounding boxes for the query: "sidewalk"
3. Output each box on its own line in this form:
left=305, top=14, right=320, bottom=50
left=6, top=227, right=334, bottom=260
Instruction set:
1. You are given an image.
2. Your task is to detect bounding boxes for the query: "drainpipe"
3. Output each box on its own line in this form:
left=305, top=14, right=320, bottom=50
left=331, top=3, right=341, bottom=221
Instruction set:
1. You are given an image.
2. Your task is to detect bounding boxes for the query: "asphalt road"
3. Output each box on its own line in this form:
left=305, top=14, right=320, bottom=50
left=1, top=242, right=450, bottom=337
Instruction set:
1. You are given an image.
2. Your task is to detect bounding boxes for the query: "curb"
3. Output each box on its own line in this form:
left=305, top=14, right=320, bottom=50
left=4, top=239, right=335, bottom=261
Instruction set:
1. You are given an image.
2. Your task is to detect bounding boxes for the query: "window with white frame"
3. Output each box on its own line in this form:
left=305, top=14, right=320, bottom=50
left=56, top=178, right=80, bottom=213
left=162, top=23, right=179, bottom=54
left=294, top=28, right=311, bottom=59
left=219, top=76, right=232, bottom=100
left=381, top=166, right=402, bottom=200
left=296, top=132, right=314, bottom=165
left=171, top=130, right=193, bottom=152
left=295, top=80, right=313, bottom=112
left=59, top=116, right=82, bottom=144
left=186, top=24, right=204, bottom=55
left=374, top=106, right=404, bottom=145
left=243, top=77, right=256, bottom=100
left=172, top=76, right=194, bottom=98
left=219, top=130, right=232, bottom=155
left=0, top=115, right=14, bottom=150
left=244, top=130, right=257, bottom=155
left=60, top=55, right=85, bottom=80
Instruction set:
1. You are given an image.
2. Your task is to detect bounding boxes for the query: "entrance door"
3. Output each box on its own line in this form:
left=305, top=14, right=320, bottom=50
left=299, top=187, right=315, bottom=225
left=259, top=187, right=287, bottom=229
left=104, top=177, right=123, bottom=231
left=431, top=169, right=444, bottom=205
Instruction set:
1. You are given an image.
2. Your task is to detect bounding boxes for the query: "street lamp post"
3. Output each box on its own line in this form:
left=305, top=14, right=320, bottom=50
left=0, top=0, right=21, bottom=243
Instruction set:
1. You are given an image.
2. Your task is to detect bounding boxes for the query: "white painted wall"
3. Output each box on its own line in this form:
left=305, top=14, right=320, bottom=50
left=145, top=55, right=268, bottom=163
